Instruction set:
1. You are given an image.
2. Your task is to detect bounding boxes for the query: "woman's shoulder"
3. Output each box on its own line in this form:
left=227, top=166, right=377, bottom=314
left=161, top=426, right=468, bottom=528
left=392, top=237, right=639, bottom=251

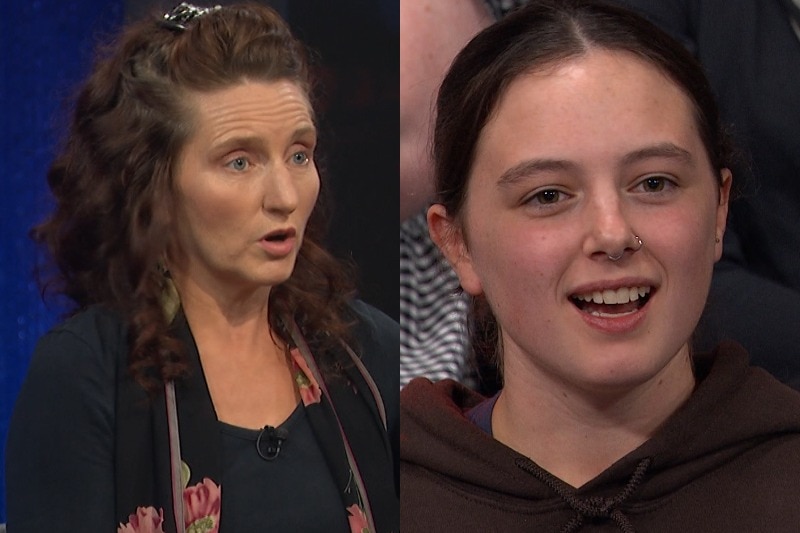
left=343, top=299, right=399, bottom=418
left=48, top=304, right=127, bottom=339
left=699, top=340, right=800, bottom=408
left=7, top=308, right=120, bottom=530
left=347, top=300, right=398, bottom=346
left=32, top=305, right=129, bottom=375
left=345, top=300, right=398, bottom=367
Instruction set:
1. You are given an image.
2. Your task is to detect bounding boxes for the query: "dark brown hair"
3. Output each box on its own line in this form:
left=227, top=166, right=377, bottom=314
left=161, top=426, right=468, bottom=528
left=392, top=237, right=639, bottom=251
left=32, top=3, right=354, bottom=393
left=433, top=0, right=735, bottom=374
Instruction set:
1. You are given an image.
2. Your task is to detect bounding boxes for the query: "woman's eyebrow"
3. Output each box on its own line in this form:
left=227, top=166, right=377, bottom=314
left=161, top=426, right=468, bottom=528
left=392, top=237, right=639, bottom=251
left=291, top=125, right=317, bottom=144
left=210, top=125, right=317, bottom=154
left=211, top=135, right=263, bottom=154
left=496, top=142, right=695, bottom=186
left=496, top=158, right=575, bottom=187
left=621, top=142, right=693, bottom=166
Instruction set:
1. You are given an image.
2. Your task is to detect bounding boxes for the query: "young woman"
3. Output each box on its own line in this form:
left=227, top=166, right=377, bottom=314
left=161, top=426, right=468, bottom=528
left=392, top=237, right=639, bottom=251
left=7, top=4, right=397, bottom=532
left=400, top=1, right=800, bottom=531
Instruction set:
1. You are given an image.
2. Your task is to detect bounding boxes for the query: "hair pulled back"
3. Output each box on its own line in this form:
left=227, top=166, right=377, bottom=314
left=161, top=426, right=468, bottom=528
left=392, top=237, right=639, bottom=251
left=33, top=3, right=354, bottom=393
left=433, top=0, right=735, bottom=374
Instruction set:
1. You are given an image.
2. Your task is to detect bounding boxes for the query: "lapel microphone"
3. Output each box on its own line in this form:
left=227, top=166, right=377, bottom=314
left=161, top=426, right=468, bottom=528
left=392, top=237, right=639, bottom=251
left=256, top=425, right=289, bottom=461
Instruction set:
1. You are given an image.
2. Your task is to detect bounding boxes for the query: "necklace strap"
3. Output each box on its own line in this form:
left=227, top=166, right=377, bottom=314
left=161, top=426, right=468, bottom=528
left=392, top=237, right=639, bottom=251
left=340, top=340, right=387, bottom=431
left=165, top=381, right=186, bottom=533
left=286, top=318, right=378, bottom=533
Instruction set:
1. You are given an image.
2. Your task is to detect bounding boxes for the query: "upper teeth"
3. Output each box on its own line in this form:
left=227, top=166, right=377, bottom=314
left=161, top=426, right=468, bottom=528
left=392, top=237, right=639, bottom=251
left=573, top=286, right=651, bottom=305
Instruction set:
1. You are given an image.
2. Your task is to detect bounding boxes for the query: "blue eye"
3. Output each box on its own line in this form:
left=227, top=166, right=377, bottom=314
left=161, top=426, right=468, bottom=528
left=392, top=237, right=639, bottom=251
left=227, top=157, right=249, bottom=171
left=291, top=152, right=309, bottom=165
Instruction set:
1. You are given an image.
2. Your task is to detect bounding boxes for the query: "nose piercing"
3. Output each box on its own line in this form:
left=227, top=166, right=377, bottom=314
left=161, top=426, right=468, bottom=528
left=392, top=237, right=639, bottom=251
left=608, top=235, right=643, bottom=261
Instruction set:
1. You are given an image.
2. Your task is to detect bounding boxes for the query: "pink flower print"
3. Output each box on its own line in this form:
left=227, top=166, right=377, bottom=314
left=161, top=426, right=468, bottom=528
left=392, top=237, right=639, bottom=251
left=290, top=347, right=322, bottom=405
left=117, top=506, right=166, bottom=533
left=346, top=504, right=370, bottom=533
left=183, top=477, right=221, bottom=533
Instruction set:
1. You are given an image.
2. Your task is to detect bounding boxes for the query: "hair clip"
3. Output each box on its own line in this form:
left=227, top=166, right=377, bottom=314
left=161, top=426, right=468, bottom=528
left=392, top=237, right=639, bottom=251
left=160, top=2, right=222, bottom=31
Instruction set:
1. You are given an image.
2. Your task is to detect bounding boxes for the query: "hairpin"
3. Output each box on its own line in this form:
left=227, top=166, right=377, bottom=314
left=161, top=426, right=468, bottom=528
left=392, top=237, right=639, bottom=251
left=160, top=2, right=222, bottom=31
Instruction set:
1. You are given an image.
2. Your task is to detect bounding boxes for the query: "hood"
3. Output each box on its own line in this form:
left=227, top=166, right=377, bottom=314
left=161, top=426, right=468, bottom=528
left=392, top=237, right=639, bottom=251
left=401, top=341, right=800, bottom=521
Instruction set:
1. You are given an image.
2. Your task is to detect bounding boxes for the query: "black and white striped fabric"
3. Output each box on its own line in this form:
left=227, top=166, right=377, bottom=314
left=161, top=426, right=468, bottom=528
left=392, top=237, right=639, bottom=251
left=399, top=1, right=528, bottom=388
left=400, top=212, right=470, bottom=387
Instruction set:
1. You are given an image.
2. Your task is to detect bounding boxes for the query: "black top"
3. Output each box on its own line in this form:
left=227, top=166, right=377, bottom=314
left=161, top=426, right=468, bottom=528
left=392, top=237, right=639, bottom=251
left=6, top=300, right=398, bottom=532
left=218, top=407, right=348, bottom=532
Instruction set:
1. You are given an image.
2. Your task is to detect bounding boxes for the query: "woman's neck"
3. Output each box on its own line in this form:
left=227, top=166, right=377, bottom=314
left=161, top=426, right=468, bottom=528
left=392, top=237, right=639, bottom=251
left=170, top=271, right=300, bottom=428
left=170, top=271, right=276, bottom=362
left=492, top=345, right=695, bottom=488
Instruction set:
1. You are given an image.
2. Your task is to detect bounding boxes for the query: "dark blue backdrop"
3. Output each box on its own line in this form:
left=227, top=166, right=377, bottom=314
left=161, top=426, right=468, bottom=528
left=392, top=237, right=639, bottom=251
left=0, top=0, right=125, bottom=521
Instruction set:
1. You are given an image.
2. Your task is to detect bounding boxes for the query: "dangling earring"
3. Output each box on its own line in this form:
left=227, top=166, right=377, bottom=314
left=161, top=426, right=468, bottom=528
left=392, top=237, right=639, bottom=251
left=158, top=257, right=180, bottom=324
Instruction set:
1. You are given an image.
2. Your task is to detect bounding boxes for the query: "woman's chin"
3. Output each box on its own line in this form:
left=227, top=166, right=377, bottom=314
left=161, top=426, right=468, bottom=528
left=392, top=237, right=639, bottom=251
left=564, top=345, right=692, bottom=398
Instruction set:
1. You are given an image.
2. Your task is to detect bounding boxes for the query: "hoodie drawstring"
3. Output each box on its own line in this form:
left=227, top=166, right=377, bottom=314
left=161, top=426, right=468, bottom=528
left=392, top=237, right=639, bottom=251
left=516, top=457, right=652, bottom=533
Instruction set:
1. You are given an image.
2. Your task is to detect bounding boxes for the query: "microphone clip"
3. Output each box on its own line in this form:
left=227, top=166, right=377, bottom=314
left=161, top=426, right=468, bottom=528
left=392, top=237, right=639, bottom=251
left=256, top=425, right=288, bottom=461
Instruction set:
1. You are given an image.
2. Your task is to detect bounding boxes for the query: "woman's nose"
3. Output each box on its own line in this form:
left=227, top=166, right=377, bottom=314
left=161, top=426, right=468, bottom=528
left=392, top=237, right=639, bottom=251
left=262, top=163, right=299, bottom=215
left=582, top=195, right=638, bottom=261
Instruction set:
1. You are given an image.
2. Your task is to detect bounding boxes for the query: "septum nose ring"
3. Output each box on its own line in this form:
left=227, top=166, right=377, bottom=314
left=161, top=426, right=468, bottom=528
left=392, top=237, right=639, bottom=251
left=608, top=235, right=643, bottom=261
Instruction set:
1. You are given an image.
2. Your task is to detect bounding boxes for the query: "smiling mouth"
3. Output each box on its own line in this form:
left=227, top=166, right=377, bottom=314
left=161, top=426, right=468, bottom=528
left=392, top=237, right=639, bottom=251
left=570, top=286, right=653, bottom=317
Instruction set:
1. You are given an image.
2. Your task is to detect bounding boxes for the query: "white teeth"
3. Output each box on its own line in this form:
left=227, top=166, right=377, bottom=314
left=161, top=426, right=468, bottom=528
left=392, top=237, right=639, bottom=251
left=590, top=309, right=638, bottom=318
left=602, top=289, right=618, bottom=304
left=574, top=286, right=651, bottom=305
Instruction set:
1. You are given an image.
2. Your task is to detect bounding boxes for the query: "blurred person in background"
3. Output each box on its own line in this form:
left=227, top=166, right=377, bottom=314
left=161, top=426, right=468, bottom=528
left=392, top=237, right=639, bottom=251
left=400, top=0, right=525, bottom=389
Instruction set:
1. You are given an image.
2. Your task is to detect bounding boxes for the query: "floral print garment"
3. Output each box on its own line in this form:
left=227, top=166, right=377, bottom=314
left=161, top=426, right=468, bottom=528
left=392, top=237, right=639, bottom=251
left=347, top=504, right=370, bottom=533
left=293, top=347, right=372, bottom=532
left=117, top=474, right=221, bottom=533
left=291, top=347, right=323, bottom=406
left=117, top=507, right=165, bottom=533
left=119, top=348, right=369, bottom=533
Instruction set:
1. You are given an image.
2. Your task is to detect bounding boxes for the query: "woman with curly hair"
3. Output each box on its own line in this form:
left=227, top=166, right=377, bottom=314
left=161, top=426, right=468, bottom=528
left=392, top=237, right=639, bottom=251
left=6, top=3, right=398, bottom=532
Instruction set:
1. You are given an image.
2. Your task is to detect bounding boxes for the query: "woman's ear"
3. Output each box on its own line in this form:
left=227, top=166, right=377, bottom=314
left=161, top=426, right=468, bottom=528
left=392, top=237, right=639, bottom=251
left=714, top=168, right=732, bottom=261
left=427, top=204, right=484, bottom=296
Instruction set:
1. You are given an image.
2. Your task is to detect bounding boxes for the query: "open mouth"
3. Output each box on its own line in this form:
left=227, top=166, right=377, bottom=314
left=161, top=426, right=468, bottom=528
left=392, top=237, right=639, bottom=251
left=570, top=286, right=652, bottom=318
left=262, top=228, right=296, bottom=243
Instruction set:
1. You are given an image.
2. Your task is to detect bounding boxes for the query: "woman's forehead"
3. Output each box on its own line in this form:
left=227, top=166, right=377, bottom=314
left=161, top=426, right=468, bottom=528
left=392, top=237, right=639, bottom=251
left=472, top=50, right=705, bottom=172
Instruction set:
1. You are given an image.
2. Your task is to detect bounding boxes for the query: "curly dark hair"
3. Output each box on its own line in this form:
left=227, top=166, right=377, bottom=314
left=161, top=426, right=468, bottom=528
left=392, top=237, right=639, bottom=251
left=32, top=3, right=355, bottom=393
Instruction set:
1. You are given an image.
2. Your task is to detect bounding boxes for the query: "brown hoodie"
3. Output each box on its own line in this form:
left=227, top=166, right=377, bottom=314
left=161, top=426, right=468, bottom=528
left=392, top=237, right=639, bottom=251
left=401, top=342, right=800, bottom=532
